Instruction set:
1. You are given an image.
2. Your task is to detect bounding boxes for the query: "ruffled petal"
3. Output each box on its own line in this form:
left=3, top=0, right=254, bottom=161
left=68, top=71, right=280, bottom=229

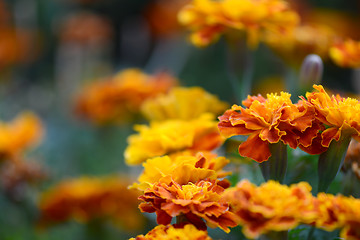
left=239, top=134, right=271, bottom=163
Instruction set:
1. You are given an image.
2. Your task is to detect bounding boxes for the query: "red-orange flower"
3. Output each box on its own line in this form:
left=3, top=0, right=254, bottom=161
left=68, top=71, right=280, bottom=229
left=75, top=69, right=178, bottom=124
left=138, top=176, right=238, bottom=233
left=218, top=92, right=322, bottom=162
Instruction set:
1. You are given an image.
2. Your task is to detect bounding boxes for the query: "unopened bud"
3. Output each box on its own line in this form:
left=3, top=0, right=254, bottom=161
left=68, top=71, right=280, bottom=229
left=299, top=54, right=323, bottom=87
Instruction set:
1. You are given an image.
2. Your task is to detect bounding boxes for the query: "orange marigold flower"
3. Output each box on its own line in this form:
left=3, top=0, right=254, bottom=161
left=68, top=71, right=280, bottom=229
left=38, top=176, right=144, bottom=230
left=138, top=176, right=238, bottom=233
left=131, top=151, right=230, bottom=191
left=218, top=92, right=322, bottom=162
left=178, top=0, right=299, bottom=48
left=0, top=112, right=44, bottom=161
left=141, top=86, right=229, bottom=121
left=75, top=69, right=178, bottom=125
left=303, top=84, right=360, bottom=147
left=125, top=114, right=224, bottom=165
left=222, top=179, right=316, bottom=239
left=329, top=39, right=360, bottom=68
left=130, top=224, right=212, bottom=240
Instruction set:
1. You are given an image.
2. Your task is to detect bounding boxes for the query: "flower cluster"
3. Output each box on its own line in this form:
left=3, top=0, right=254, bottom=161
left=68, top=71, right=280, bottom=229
left=178, top=0, right=299, bottom=48
left=218, top=84, right=360, bottom=163
left=75, top=68, right=178, bottom=124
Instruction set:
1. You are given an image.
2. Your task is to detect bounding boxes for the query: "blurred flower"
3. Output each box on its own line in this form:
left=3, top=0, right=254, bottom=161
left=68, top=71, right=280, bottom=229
left=264, top=24, right=337, bottom=67
left=222, top=179, right=316, bottom=239
left=218, top=92, right=321, bottom=163
left=131, top=151, right=230, bottom=191
left=138, top=176, right=238, bottom=233
left=315, top=193, right=360, bottom=240
left=141, top=86, right=229, bottom=121
left=38, top=176, right=144, bottom=230
left=329, top=39, right=360, bottom=68
left=59, top=12, right=113, bottom=46
left=0, top=159, right=47, bottom=202
left=145, top=0, right=190, bottom=37
left=0, top=112, right=44, bottom=162
left=125, top=114, right=223, bottom=165
left=130, top=224, right=212, bottom=240
left=75, top=68, right=178, bottom=125
left=178, top=0, right=299, bottom=48
left=0, top=28, right=38, bottom=69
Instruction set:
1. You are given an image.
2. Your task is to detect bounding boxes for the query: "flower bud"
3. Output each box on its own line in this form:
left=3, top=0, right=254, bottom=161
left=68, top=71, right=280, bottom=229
left=299, top=54, right=323, bottom=88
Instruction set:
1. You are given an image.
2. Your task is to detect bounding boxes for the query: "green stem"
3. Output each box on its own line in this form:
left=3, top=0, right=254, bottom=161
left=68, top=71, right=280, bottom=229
left=259, top=142, right=288, bottom=183
left=225, top=41, right=255, bottom=104
left=241, top=48, right=255, bottom=101
left=84, top=218, right=107, bottom=240
left=258, top=230, right=288, bottom=240
left=317, top=136, right=351, bottom=193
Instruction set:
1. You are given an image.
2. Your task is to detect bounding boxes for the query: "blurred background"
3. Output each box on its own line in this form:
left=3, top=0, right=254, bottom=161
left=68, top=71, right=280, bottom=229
left=0, top=0, right=360, bottom=239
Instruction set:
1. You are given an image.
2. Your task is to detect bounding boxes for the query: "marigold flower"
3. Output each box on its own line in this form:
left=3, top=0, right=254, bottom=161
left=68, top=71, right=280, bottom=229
left=130, top=224, right=212, bottom=240
left=222, top=179, right=316, bottom=239
left=218, top=92, right=321, bottom=162
left=141, top=86, right=229, bottom=121
left=304, top=84, right=360, bottom=147
left=131, top=151, right=230, bottom=191
left=314, top=193, right=360, bottom=240
left=38, top=176, right=144, bottom=230
left=178, top=0, right=299, bottom=48
left=125, top=114, right=224, bottom=165
left=329, top=39, right=360, bottom=68
left=138, top=176, right=237, bottom=233
left=75, top=69, right=178, bottom=124
left=0, top=112, right=44, bottom=161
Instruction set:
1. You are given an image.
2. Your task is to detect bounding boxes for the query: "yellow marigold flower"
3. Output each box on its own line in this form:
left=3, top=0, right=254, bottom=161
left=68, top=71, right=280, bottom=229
left=125, top=114, right=224, bottom=165
left=178, top=0, right=299, bottom=48
left=141, top=87, right=229, bottom=121
left=138, top=176, right=238, bottom=233
left=131, top=151, right=230, bottom=190
left=304, top=84, right=360, bottom=147
left=130, top=224, right=212, bottom=240
left=329, top=39, right=360, bottom=68
left=0, top=112, right=44, bottom=161
left=218, top=92, right=323, bottom=163
left=264, top=24, right=338, bottom=67
left=222, top=179, right=316, bottom=239
left=75, top=68, right=178, bottom=125
left=38, top=176, right=144, bottom=230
